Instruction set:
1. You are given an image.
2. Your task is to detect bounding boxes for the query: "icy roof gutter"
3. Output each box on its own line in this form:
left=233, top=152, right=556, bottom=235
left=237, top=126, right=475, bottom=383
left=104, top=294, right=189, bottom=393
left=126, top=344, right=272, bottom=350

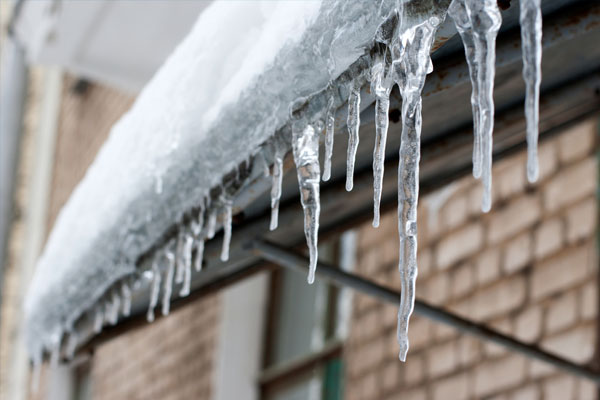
left=24, top=0, right=455, bottom=360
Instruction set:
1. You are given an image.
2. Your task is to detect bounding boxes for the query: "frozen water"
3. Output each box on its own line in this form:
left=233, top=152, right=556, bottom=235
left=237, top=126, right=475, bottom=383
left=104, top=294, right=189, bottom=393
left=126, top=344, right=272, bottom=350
left=520, top=0, right=542, bottom=183
left=24, top=0, right=543, bottom=366
left=345, top=79, right=361, bottom=192
left=270, top=140, right=285, bottom=231
left=292, top=120, right=321, bottom=284
left=220, top=196, right=233, bottom=262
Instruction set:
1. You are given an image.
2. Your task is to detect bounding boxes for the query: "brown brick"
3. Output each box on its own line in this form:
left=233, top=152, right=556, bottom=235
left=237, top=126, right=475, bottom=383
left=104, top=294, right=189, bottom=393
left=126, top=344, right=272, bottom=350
left=432, top=372, right=469, bottom=400
left=510, top=384, right=540, bottom=400
left=426, top=341, right=457, bottom=378
left=418, top=248, right=433, bottom=279
left=537, top=140, right=558, bottom=182
left=399, top=388, right=427, bottom=400
left=382, top=361, right=400, bottom=392
left=403, top=353, right=424, bottom=386
left=533, top=217, right=563, bottom=260
left=474, top=356, right=527, bottom=397
left=503, top=233, right=532, bottom=274
left=451, top=262, right=474, bottom=299
left=531, top=245, right=593, bottom=300
left=476, top=248, right=501, bottom=286
left=436, top=222, right=484, bottom=270
left=545, top=292, right=577, bottom=334
left=457, top=336, right=480, bottom=366
left=425, top=272, right=450, bottom=305
left=544, top=158, right=597, bottom=212
left=542, top=375, right=576, bottom=400
left=488, top=195, right=541, bottom=245
left=528, top=359, right=558, bottom=379
left=483, top=318, right=512, bottom=358
left=496, top=154, right=527, bottom=201
left=557, top=118, right=596, bottom=164
left=441, top=192, right=469, bottom=231
left=408, top=317, right=434, bottom=352
left=581, top=281, right=598, bottom=321
left=542, top=325, right=595, bottom=363
left=565, top=197, right=597, bottom=244
left=514, top=305, right=542, bottom=342
left=470, top=277, right=526, bottom=320
left=577, top=379, right=597, bottom=400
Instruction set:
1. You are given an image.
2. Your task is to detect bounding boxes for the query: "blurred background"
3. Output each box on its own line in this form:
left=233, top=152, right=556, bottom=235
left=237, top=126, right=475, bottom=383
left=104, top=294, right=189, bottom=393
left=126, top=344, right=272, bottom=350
left=1, top=1, right=600, bottom=400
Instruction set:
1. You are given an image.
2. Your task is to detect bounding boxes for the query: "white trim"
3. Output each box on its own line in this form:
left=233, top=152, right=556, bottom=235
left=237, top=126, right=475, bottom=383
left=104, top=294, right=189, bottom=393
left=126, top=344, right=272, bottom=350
left=213, top=272, right=269, bottom=400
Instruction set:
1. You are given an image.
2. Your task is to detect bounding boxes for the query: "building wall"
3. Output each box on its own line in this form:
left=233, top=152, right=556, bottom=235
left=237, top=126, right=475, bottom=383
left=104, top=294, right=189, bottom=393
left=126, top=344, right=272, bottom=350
left=345, top=117, right=599, bottom=400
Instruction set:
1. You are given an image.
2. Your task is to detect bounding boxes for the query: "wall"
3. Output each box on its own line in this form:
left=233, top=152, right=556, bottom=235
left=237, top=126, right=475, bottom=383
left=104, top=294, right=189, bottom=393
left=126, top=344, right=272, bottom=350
left=345, top=117, right=599, bottom=400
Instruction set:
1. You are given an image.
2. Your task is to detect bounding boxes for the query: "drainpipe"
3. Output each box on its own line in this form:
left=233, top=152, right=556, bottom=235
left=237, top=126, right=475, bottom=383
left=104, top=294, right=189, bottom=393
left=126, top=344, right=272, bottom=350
left=0, top=0, right=28, bottom=307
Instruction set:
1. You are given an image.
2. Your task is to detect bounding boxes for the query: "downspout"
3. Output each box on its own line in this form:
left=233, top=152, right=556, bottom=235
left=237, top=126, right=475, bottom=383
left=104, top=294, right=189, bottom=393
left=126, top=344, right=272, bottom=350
left=0, top=0, right=28, bottom=307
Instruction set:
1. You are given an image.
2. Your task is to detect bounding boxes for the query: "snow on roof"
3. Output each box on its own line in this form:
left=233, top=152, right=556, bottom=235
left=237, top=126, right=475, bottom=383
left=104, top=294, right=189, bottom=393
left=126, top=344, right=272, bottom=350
left=24, top=0, right=408, bottom=362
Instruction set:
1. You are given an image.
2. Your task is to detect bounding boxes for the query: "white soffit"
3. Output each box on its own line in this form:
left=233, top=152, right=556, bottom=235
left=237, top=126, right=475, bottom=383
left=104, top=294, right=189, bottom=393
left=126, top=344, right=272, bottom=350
left=14, top=0, right=213, bottom=93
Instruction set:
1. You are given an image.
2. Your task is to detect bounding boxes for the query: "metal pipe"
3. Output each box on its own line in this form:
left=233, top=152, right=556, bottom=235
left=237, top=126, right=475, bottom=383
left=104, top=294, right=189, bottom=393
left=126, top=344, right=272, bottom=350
left=252, top=240, right=600, bottom=386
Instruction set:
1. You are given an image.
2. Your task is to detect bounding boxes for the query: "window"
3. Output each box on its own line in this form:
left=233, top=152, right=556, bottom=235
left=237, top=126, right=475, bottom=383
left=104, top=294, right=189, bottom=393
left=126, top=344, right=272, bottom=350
left=260, top=232, right=356, bottom=400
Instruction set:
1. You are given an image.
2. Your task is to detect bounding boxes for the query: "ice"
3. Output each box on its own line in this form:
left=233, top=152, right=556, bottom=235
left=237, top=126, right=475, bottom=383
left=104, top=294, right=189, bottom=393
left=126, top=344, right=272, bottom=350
left=448, top=0, right=482, bottom=179
left=179, top=231, right=194, bottom=297
left=207, top=208, right=217, bottom=239
left=175, top=231, right=185, bottom=284
left=322, top=93, right=336, bottom=182
left=371, top=53, right=393, bottom=228
left=31, top=354, right=41, bottom=393
left=292, top=120, right=321, bottom=284
left=345, top=78, right=361, bottom=192
left=162, top=246, right=176, bottom=316
left=93, top=306, right=104, bottom=334
left=24, top=0, right=544, bottom=365
left=146, top=259, right=162, bottom=323
left=394, top=4, right=447, bottom=362
left=270, top=140, right=285, bottom=231
left=220, top=195, right=234, bottom=262
left=65, top=332, right=78, bottom=360
left=121, top=281, right=132, bottom=317
left=520, top=0, right=542, bottom=183
left=108, top=289, right=121, bottom=325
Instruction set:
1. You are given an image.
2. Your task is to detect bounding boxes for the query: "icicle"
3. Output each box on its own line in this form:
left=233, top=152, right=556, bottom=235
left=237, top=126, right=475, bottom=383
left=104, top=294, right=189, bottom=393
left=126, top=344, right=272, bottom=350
left=270, top=141, right=284, bottom=231
left=520, top=0, right=542, bottom=183
left=121, top=281, right=132, bottom=317
left=371, top=53, right=393, bottom=228
left=345, top=79, right=361, bottom=191
left=180, top=232, right=194, bottom=297
left=322, top=93, right=336, bottom=182
left=49, top=331, right=62, bottom=366
left=292, top=120, right=321, bottom=284
left=93, top=305, right=104, bottom=333
left=146, top=260, right=162, bottom=323
left=192, top=202, right=206, bottom=272
left=108, top=289, right=120, bottom=325
left=66, top=332, right=78, bottom=360
left=468, top=0, right=502, bottom=212
left=207, top=208, right=217, bottom=239
left=448, top=0, right=482, bottom=179
left=175, top=230, right=185, bottom=284
left=162, top=248, right=175, bottom=316
left=393, top=9, right=443, bottom=362
left=220, top=195, right=233, bottom=262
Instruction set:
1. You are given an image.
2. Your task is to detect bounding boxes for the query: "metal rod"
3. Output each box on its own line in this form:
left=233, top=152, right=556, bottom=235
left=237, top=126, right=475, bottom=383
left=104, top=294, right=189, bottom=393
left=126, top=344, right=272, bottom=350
left=252, top=240, right=600, bottom=385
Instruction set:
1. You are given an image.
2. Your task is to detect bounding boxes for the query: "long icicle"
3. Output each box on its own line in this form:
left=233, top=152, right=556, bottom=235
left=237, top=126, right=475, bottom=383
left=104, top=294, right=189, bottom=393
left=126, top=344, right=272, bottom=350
left=180, top=231, right=194, bottom=297
left=371, top=53, right=393, bottom=228
left=292, top=120, right=321, bottom=284
left=146, top=258, right=162, bottom=323
left=270, top=141, right=284, bottom=231
left=162, top=246, right=175, bottom=316
left=448, top=0, right=482, bottom=179
left=520, top=0, right=542, bottom=183
left=192, top=200, right=206, bottom=272
left=322, top=93, right=336, bottom=182
left=220, top=195, right=233, bottom=261
left=174, top=230, right=185, bottom=284
left=121, top=280, right=132, bottom=317
left=345, top=79, right=361, bottom=191
left=395, top=12, right=441, bottom=362
left=467, top=0, right=502, bottom=212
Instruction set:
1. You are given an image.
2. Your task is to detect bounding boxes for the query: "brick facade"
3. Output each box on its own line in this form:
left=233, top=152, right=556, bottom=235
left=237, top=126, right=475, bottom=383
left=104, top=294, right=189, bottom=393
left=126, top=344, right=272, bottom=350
left=345, top=118, right=599, bottom=400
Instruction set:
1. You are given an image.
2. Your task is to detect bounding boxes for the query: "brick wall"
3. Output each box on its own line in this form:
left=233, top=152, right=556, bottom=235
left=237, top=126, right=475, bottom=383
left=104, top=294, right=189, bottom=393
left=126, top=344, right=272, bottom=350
left=345, top=117, right=599, bottom=400
left=90, top=295, right=220, bottom=400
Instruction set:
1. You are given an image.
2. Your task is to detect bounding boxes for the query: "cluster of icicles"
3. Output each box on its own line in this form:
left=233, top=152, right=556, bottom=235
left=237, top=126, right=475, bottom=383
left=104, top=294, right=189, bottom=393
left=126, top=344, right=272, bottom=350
left=32, top=0, right=543, bottom=379
left=268, top=0, right=542, bottom=362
